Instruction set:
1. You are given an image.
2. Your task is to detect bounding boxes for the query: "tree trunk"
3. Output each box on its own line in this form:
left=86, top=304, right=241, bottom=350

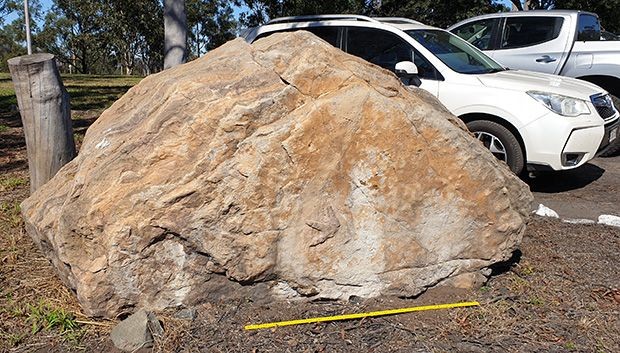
left=164, top=0, right=187, bottom=69
left=8, top=53, right=76, bottom=193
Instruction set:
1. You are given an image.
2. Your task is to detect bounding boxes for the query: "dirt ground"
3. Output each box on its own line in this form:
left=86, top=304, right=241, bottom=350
left=529, top=156, right=620, bottom=220
left=1, top=76, right=619, bottom=352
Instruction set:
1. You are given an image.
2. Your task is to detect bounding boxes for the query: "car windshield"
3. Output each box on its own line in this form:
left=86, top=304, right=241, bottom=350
left=406, top=29, right=505, bottom=74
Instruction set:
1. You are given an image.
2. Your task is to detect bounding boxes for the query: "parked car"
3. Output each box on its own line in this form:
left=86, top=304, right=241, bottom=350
left=601, top=31, right=619, bottom=41
left=449, top=10, right=620, bottom=156
left=242, top=15, right=619, bottom=175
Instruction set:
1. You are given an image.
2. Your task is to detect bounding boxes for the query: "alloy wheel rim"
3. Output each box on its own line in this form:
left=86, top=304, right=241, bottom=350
left=473, top=131, right=507, bottom=162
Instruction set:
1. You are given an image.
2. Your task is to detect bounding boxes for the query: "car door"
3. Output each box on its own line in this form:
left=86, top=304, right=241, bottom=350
left=491, top=16, right=570, bottom=74
left=568, top=14, right=602, bottom=76
left=344, top=26, right=442, bottom=96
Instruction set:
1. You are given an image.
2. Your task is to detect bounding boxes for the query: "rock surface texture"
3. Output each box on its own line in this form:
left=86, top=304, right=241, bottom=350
left=22, top=32, right=533, bottom=318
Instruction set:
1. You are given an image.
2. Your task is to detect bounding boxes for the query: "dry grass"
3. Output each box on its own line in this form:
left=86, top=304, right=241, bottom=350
left=0, top=73, right=139, bottom=352
left=0, top=173, right=98, bottom=351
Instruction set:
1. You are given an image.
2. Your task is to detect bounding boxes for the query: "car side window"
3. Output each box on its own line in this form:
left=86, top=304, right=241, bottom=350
left=346, top=27, right=440, bottom=81
left=254, top=27, right=342, bottom=48
left=577, top=14, right=601, bottom=41
left=304, top=27, right=340, bottom=47
left=500, top=16, right=564, bottom=49
left=452, top=19, right=499, bottom=50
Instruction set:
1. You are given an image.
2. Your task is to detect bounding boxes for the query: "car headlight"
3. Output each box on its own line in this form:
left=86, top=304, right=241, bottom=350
left=527, top=91, right=591, bottom=117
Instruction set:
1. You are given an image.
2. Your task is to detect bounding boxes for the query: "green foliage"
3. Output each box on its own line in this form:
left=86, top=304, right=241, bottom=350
left=0, top=176, right=26, bottom=191
left=235, top=0, right=507, bottom=28
left=553, top=0, right=620, bottom=33
left=528, top=297, right=545, bottom=306
left=0, top=124, right=7, bottom=132
left=102, top=0, right=165, bottom=74
left=0, top=0, right=43, bottom=71
left=236, top=0, right=373, bottom=26
left=378, top=0, right=506, bottom=28
left=0, top=201, right=22, bottom=227
left=26, top=301, right=79, bottom=335
left=31, top=0, right=238, bottom=75
left=4, top=0, right=620, bottom=75
left=187, top=0, right=238, bottom=58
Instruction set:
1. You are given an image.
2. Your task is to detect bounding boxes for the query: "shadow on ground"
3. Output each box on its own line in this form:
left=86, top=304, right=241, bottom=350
left=526, top=163, right=605, bottom=193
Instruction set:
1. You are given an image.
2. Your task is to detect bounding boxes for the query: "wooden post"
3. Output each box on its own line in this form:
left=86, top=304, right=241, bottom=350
left=8, top=53, right=76, bottom=193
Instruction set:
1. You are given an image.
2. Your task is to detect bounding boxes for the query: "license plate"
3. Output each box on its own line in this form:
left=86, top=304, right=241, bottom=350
left=611, top=128, right=618, bottom=143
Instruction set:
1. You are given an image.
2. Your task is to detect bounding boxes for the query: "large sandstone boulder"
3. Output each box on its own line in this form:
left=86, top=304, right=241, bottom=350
left=22, top=32, right=533, bottom=318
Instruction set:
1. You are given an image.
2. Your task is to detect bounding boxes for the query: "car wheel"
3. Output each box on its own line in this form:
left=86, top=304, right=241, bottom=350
left=466, top=120, right=524, bottom=175
left=597, top=94, right=620, bottom=157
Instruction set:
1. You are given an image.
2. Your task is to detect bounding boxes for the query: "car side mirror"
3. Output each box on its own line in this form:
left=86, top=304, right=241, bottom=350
left=395, top=61, right=418, bottom=77
left=395, top=61, right=421, bottom=87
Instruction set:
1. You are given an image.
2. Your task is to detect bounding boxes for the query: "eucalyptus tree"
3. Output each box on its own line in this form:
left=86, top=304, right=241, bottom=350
left=164, top=0, right=187, bottom=69
left=186, top=0, right=237, bottom=58
left=37, top=0, right=108, bottom=74
left=235, top=0, right=373, bottom=26
left=378, top=0, right=506, bottom=28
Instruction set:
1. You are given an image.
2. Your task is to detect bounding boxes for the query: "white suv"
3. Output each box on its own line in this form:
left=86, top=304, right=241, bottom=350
left=242, top=15, right=620, bottom=174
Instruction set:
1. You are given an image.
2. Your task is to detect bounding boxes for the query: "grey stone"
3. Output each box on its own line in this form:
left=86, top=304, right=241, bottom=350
left=111, top=309, right=162, bottom=351
left=174, top=308, right=197, bottom=321
left=147, top=312, right=164, bottom=338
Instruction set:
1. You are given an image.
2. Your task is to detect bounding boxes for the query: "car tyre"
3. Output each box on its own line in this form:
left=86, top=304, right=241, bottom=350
left=466, top=120, right=524, bottom=175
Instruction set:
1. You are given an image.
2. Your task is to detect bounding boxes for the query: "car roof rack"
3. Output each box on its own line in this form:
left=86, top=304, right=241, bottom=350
left=373, top=17, right=423, bottom=25
left=267, top=15, right=380, bottom=25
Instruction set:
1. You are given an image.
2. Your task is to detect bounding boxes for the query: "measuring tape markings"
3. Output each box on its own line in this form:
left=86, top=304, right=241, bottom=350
left=244, top=300, right=480, bottom=330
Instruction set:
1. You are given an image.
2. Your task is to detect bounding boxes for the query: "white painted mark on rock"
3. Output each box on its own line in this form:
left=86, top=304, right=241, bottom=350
left=96, top=138, right=110, bottom=149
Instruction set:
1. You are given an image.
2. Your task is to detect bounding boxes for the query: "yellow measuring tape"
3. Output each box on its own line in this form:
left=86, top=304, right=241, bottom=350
left=244, top=301, right=480, bottom=330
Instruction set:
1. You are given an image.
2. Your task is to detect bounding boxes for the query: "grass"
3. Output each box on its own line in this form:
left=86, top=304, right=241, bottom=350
left=0, top=200, right=22, bottom=228
left=0, top=175, right=27, bottom=192
left=26, top=301, right=79, bottom=334
left=0, top=73, right=17, bottom=108
left=0, top=72, right=142, bottom=114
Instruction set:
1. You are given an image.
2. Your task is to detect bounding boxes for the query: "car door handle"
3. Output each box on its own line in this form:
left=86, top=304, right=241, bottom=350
left=536, top=55, right=557, bottom=63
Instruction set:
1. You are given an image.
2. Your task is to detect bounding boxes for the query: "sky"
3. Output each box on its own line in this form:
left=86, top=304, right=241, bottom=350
left=4, top=0, right=516, bottom=26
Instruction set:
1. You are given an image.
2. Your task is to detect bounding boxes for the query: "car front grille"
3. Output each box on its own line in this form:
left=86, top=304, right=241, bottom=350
left=591, top=94, right=617, bottom=121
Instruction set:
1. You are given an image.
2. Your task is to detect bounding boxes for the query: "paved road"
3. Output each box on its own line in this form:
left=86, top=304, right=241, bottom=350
left=528, top=154, right=619, bottom=220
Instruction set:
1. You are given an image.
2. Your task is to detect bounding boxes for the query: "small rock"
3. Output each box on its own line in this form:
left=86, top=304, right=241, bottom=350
left=174, top=308, right=197, bottom=321
left=598, top=214, right=620, bottom=228
left=562, top=218, right=595, bottom=224
left=147, top=312, right=164, bottom=338
left=348, top=295, right=363, bottom=304
left=111, top=309, right=163, bottom=351
left=534, top=204, right=559, bottom=218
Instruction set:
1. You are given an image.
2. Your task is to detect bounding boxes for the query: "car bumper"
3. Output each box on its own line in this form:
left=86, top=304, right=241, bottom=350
left=520, top=112, right=607, bottom=171
left=596, top=117, right=620, bottom=154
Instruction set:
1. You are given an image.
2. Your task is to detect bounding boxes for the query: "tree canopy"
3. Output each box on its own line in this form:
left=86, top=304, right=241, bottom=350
left=1, top=0, right=237, bottom=74
left=2, top=0, right=620, bottom=74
